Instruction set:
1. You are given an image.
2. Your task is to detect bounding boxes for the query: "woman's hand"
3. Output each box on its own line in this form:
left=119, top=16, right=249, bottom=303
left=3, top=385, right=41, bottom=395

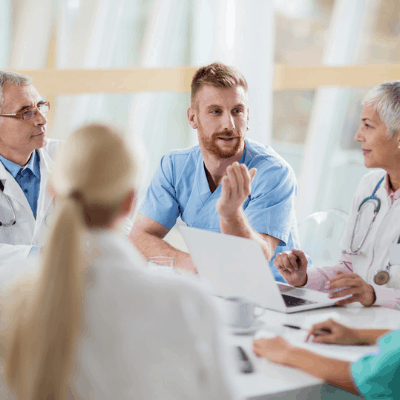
left=306, top=318, right=364, bottom=345
left=327, top=271, right=376, bottom=306
left=252, top=336, right=295, bottom=366
left=273, top=249, right=308, bottom=287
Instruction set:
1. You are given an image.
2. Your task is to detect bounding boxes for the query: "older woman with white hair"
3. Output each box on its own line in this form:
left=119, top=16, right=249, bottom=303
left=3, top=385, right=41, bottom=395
left=0, top=124, right=239, bottom=400
left=274, top=81, right=400, bottom=310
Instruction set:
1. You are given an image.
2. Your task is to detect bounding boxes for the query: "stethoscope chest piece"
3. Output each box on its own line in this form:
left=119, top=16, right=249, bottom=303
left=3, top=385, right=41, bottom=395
left=374, top=269, right=390, bottom=285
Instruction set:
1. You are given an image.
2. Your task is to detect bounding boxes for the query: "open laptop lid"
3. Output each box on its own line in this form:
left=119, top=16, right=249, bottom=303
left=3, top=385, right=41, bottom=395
left=179, top=226, right=288, bottom=312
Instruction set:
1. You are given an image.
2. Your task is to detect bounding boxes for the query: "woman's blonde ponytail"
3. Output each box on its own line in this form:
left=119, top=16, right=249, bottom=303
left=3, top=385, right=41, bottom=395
left=5, top=197, right=84, bottom=400
left=3, top=123, right=137, bottom=400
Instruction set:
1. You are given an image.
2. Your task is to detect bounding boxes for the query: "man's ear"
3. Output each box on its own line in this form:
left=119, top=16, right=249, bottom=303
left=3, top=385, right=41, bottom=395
left=187, top=106, right=198, bottom=129
left=247, top=106, right=250, bottom=126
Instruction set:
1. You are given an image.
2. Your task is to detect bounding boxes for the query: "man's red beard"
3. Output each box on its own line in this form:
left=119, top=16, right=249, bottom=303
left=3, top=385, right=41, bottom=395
left=199, top=130, right=244, bottom=159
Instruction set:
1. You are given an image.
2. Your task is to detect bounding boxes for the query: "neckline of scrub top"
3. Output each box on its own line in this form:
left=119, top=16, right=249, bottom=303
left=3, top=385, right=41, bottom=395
left=195, top=142, right=247, bottom=206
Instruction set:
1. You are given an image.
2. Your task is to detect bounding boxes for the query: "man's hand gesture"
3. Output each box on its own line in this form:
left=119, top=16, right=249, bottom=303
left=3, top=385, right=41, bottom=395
left=216, top=162, right=256, bottom=220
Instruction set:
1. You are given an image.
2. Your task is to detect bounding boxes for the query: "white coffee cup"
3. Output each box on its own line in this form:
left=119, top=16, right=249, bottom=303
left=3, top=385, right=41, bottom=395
left=226, top=297, right=265, bottom=328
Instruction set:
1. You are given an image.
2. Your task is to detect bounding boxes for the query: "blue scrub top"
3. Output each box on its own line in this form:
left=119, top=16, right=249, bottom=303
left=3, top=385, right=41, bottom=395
left=139, top=138, right=299, bottom=281
left=351, top=329, right=400, bottom=400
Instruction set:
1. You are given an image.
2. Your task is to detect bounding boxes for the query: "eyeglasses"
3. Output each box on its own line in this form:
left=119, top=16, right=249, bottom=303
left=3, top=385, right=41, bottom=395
left=0, top=101, right=50, bottom=121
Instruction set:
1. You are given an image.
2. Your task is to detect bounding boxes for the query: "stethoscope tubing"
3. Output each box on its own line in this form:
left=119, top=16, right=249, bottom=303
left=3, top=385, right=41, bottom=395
left=346, top=176, right=385, bottom=256
left=0, top=180, right=17, bottom=227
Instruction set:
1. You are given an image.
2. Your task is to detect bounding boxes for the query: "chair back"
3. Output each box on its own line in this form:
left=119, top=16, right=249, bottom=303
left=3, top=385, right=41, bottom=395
left=298, top=208, right=348, bottom=267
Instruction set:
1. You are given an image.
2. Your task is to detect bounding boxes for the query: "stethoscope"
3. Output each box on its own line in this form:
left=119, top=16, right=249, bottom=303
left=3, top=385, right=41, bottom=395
left=343, top=176, right=399, bottom=285
left=0, top=180, right=16, bottom=227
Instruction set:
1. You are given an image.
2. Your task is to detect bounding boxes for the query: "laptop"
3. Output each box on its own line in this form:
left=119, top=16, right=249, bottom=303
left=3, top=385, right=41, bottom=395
left=179, top=226, right=341, bottom=313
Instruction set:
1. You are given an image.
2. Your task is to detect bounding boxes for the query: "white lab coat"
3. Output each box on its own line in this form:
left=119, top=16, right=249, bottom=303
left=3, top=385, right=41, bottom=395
left=307, top=169, right=400, bottom=308
left=0, top=231, right=239, bottom=400
left=0, top=139, right=61, bottom=262
left=340, top=169, right=400, bottom=287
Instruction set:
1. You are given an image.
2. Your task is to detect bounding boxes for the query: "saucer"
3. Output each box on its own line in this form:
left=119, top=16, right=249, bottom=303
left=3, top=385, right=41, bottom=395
left=230, top=320, right=264, bottom=335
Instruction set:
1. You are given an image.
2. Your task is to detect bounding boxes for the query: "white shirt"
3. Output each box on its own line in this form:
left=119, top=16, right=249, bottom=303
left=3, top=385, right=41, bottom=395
left=77, top=231, right=239, bottom=399
left=0, top=230, right=239, bottom=399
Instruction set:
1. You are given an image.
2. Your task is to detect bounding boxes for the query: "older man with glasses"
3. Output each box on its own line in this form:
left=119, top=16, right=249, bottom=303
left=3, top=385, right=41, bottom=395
left=0, top=71, right=60, bottom=263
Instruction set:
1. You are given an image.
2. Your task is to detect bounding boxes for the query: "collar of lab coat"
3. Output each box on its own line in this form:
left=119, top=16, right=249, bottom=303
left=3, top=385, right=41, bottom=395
left=0, top=145, right=54, bottom=218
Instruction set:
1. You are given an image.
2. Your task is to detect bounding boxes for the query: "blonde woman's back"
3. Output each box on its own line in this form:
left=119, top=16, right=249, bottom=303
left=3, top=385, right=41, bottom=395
left=68, top=230, right=238, bottom=400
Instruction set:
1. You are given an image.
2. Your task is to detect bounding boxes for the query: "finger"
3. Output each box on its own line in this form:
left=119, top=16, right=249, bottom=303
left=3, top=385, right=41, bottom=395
left=328, top=277, right=361, bottom=290
left=306, top=322, right=332, bottom=342
left=308, top=319, right=335, bottom=334
left=279, top=254, right=296, bottom=271
left=273, top=254, right=284, bottom=268
left=249, top=167, right=257, bottom=182
left=327, top=274, right=363, bottom=289
left=287, top=252, right=300, bottom=271
left=252, top=339, right=266, bottom=355
left=239, top=164, right=252, bottom=197
left=220, top=176, right=231, bottom=203
left=227, top=165, right=239, bottom=197
left=335, top=295, right=358, bottom=307
left=329, top=273, right=358, bottom=284
left=291, top=249, right=308, bottom=268
left=311, top=333, right=339, bottom=344
left=233, top=163, right=245, bottom=194
left=253, top=338, right=265, bottom=347
left=329, top=287, right=360, bottom=299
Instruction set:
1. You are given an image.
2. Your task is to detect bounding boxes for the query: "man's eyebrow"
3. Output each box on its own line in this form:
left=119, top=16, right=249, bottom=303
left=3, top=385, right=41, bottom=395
left=206, top=102, right=245, bottom=110
left=16, top=100, right=43, bottom=113
left=361, top=117, right=374, bottom=123
left=206, top=104, right=223, bottom=109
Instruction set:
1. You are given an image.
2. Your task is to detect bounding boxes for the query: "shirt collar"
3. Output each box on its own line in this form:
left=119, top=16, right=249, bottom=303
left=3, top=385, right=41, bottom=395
left=384, top=173, right=400, bottom=203
left=0, top=151, right=40, bottom=179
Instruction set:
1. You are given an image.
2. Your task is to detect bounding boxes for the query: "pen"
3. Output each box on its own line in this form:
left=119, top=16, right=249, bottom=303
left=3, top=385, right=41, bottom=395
left=283, top=324, right=329, bottom=336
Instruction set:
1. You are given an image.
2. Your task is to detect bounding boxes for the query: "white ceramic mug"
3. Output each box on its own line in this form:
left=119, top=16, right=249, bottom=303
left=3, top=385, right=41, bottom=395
left=226, top=297, right=265, bottom=328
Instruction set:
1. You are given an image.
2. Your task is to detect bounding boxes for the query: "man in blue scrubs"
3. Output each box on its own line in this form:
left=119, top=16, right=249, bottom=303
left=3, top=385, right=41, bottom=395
left=130, top=62, right=299, bottom=279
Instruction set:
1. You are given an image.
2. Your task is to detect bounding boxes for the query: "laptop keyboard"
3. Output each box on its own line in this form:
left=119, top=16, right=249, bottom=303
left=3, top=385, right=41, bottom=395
left=282, top=294, right=317, bottom=307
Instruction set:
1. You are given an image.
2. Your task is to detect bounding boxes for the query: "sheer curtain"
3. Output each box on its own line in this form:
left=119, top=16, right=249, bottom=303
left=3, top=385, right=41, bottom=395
left=126, top=0, right=193, bottom=201
left=0, top=0, right=11, bottom=69
left=52, top=0, right=140, bottom=137
left=191, top=0, right=275, bottom=145
left=296, top=0, right=372, bottom=220
left=8, top=0, right=54, bottom=70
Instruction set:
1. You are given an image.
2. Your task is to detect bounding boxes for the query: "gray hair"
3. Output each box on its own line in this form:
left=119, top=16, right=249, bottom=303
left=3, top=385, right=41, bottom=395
left=362, top=81, right=400, bottom=137
left=0, top=71, right=32, bottom=109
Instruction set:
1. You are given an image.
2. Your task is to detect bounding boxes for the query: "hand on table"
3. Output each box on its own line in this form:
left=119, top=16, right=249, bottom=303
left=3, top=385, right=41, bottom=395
left=252, top=336, right=294, bottom=366
left=174, top=252, right=198, bottom=274
left=326, top=271, right=376, bottom=307
left=273, top=249, right=308, bottom=287
left=216, top=162, right=256, bottom=220
left=306, top=318, right=362, bottom=345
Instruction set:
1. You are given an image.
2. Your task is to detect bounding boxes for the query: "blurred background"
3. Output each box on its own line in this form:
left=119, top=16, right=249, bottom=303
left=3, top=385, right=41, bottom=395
left=1, top=0, right=400, bottom=247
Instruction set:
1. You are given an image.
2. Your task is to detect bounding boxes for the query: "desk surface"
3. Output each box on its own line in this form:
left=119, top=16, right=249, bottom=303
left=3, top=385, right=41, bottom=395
left=218, top=300, right=400, bottom=400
